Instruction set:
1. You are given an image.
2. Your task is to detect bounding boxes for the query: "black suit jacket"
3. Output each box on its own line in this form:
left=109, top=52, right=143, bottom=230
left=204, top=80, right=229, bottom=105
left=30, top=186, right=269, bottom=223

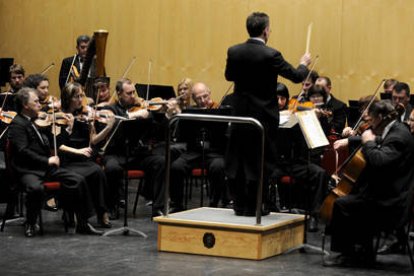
left=8, top=114, right=51, bottom=176
left=224, top=39, right=309, bottom=179
left=59, top=55, right=81, bottom=90
left=326, top=94, right=347, bottom=133
left=359, top=121, right=414, bottom=220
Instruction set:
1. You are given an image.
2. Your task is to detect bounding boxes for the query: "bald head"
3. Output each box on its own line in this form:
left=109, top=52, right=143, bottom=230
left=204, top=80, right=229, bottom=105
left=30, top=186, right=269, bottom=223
left=192, top=82, right=213, bottom=108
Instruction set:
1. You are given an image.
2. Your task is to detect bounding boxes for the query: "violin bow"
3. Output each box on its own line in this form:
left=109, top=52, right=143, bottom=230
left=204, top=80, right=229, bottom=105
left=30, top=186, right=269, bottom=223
left=145, top=59, right=152, bottom=101
left=218, top=83, right=234, bottom=107
left=293, top=55, right=319, bottom=110
left=40, top=62, right=55, bottom=75
left=109, top=56, right=137, bottom=104
left=352, top=79, right=385, bottom=131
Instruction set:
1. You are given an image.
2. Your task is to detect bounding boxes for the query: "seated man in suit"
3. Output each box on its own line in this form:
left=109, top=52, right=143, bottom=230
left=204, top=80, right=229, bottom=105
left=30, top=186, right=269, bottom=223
left=324, top=100, right=414, bottom=267
left=169, top=82, right=228, bottom=210
left=8, top=87, right=102, bottom=237
left=391, top=81, right=412, bottom=124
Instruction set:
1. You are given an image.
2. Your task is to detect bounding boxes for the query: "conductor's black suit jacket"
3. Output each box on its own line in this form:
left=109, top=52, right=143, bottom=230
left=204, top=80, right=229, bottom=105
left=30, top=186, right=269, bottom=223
left=224, top=38, right=309, bottom=180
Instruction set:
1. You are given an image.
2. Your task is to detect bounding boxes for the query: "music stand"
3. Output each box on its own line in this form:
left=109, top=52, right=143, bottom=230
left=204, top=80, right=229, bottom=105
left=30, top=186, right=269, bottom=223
left=0, top=58, right=13, bottom=87
left=178, top=107, right=232, bottom=206
left=103, top=118, right=152, bottom=237
left=347, top=99, right=360, bottom=128
left=135, top=83, right=176, bottom=99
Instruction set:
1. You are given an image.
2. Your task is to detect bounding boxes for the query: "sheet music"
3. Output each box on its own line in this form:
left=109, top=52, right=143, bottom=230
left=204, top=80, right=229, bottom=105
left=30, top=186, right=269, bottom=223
left=279, top=110, right=298, bottom=128
left=295, top=110, right=329, bottom=149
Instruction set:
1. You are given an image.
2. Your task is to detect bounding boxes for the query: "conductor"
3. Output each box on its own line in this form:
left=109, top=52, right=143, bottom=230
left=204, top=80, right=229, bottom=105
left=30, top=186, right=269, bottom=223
left=224, top=12, right=311, bottom=216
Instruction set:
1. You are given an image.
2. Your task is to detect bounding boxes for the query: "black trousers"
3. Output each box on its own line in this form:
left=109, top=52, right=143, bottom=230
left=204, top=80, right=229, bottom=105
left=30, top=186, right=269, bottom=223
left=62, top=161, right=108, bottom=215
left=170, top=151, right=227, bottom=207
left=18, top=167, right=92, bottom=225
left=103, top=153, right=165, bottom=210
left=273, top=162, right=329, bottom=215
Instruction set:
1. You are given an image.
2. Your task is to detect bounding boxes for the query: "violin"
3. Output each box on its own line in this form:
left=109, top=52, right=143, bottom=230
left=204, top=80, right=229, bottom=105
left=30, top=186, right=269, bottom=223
left=35, top=111, right=70, bottom=128
left=0, top=109, right=17, bottom=124
left=288, top=98, right=314, bottom=112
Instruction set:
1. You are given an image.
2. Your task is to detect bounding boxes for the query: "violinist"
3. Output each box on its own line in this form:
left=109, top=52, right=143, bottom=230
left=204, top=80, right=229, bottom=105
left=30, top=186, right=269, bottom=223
left=315, top=76, right=348, bottom=134
left=93, top=76, right=111, bottom=108
left=58, top=35, right=90, bottom=90
left=23, top=74, right=61, bottom=112
left=307, top=85, right=332, bottom=136
left=391, top=82, right=412, bottom=123
left=324, top=100, right=414, bottom=267
left=0, top=64, right=26, bottom=112
left=8, top=87, right=101, bottom=236
left=383, top=78, right=398, bottom=94
left=273, top=83, right=330, bottom=231
left=176, top=78, right=193, bottom=109
left=98, top=78, right=167, bottom=217
left=295, top=71, right=319, bottom=102
left=57, top=82, right=112, bottom=228
left=170, top=82, right=229, bottom=210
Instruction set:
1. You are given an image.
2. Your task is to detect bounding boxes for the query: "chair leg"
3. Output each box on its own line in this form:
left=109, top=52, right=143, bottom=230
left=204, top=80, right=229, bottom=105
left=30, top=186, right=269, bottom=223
left=132, top=179, right=143, bottom=216
left=38, top=210, right=44, bottom=235
left=184, top=177, right=189, bottom=209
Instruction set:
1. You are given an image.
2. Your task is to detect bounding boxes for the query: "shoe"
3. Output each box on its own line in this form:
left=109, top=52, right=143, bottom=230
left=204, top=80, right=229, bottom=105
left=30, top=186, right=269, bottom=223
left=377, top=241, right=406, bottom=255
left=118, top=200, right=126, bottom=209
left=76, top=222, right=104, bottom=235
left=308, top=216, right=319, bottom=232
left=44, top=198, right=58, bottom=212
left=98, top=212, right=112, bottom=228
left=323, top=254, right=354, bottom=267
left=24, top=223, right=38, bottom=237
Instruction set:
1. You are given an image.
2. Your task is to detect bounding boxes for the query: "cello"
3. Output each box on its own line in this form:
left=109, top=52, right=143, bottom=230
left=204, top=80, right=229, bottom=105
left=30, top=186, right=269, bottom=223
left=320, top=97, right=403, bottom=222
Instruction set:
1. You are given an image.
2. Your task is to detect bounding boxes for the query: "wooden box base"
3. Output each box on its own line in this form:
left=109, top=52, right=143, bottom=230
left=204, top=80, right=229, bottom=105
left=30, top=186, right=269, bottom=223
left=153, top=207, right=305, bottom=260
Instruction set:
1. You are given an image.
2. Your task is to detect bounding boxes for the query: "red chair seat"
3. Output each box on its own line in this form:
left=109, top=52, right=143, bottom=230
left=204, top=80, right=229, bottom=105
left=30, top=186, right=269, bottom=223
left=280, top=175, right=295, bottom=185
left=191, top=168, right=207, bottom=177
left=128, top=170, right=145, bottom=179
left=43, top=181, right=61, bottom=191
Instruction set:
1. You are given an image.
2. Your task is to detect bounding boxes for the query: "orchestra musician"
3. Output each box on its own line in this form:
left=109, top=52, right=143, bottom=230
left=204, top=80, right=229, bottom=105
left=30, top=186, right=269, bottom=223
left=94, top=76, right=111, bottom=108
left=8, top=87, right=102, bottom=237
left=23, top=74, right=61, bottom=112
left=324, top=100, right=414, bottom=267
left=315, top=76, right=348, bottom=134
left=274, top=83, right=330, bottom=231
left=98, top=78, right=167, bottom=217
left=0, top=64, right=26, bottom=112
left=176, top=78, right=193, bottom=109
left=169, top=82, right=229, bottom=211
left=224, top=12, right=311, bottom=216
left=58, top=35, right=91, bottom=90
left=383, top=79, right=398, bottom=94
left=296, top=71, right=319, bottom=102
left=58, top=82, right=112, bottom=228
left=391, top=82, right=412, bottom=124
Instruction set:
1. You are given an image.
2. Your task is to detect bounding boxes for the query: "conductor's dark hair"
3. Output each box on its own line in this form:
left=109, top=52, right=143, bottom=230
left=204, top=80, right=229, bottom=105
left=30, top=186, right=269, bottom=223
left=76, top=35, right=91, bottom=46
left=246, top=12, right=269, bottom=37
left=14, top=87, right=36, bottom=113
left=393, top=82, right=410, bottom=97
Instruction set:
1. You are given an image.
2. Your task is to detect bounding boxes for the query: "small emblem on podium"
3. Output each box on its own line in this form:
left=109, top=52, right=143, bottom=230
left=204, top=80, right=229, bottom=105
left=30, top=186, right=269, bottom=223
left=203, top=232, right=215, bottom=248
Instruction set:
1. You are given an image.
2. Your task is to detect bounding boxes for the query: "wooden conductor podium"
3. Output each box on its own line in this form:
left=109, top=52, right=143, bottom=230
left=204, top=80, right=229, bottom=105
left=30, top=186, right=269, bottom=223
left=154, top=208, right=304, bottom=260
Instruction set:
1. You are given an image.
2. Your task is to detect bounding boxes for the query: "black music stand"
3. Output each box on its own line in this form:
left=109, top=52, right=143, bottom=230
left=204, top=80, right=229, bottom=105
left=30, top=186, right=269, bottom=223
left=0, top=58, right=13, bottom=88
left=103, top=118, right=152, bottom=237
left=135, top=83, right=176, bottom=99
left=178, top=107, right=232, bottom=206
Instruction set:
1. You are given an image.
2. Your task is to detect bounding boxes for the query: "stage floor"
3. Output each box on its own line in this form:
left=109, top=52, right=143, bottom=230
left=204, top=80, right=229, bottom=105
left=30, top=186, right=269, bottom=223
left=0, top=181, right=412, bottom=275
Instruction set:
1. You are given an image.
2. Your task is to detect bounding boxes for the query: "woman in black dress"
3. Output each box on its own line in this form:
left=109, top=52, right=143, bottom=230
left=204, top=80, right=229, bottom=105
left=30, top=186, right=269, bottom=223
left=58, top=82, right=112, bottom=228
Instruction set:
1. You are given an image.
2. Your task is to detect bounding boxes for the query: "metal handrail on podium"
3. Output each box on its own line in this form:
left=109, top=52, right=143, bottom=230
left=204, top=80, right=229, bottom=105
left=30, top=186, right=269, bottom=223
left=164, top=113, right=265, bottom=225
